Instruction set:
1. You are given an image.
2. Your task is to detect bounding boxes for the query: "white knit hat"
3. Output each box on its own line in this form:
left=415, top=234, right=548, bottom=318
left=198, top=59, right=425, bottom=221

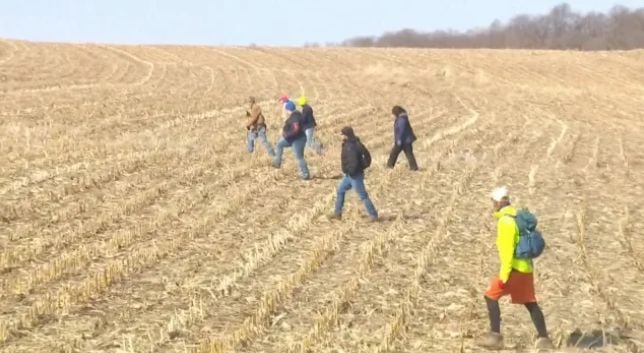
left=491, top=186, right=509, bottom=202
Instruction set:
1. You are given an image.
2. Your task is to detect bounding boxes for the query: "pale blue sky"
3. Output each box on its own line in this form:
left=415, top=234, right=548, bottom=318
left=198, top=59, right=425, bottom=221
left=0, top=0, right=641, bottom=46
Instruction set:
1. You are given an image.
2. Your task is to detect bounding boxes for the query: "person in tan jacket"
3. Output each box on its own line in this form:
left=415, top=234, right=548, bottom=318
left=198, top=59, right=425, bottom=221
left=246, top=96, right=275, bottom=157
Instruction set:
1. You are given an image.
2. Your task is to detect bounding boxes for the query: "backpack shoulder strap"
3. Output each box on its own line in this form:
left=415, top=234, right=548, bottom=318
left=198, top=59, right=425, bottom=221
left=359, top=141, right=369, bottom=154
left=359, top=142, right=371, bottom=161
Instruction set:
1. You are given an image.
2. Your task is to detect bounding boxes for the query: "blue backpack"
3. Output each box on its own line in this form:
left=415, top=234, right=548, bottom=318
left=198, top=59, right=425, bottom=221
left=512, top=209, right=546, bottom=259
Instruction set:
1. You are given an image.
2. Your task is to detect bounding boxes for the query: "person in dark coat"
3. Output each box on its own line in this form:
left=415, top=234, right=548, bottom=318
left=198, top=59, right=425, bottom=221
left=272, top=101, right=310, bottom=180
left=331, top=126, right=378, bottom=221
left=297, top=96, right=324, bottom=155
left=387, top=105, right=419, bottom=171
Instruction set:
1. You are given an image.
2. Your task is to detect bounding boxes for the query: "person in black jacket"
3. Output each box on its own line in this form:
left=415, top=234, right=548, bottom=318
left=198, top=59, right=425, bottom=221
left=387, top=105, right=419, bottom=171
left=272, top=101, right=310, bottom=180
left=297, top=96, right=324, bottom=155
left=331, top=126, right=378, bottom=221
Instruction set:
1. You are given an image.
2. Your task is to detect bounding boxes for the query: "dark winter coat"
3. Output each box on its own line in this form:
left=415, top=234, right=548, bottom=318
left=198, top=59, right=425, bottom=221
left=394, top=113, right=417, bottom=146
left=301, top=104, right=317, bottom=130
left=282, top=111, right=306, bottom=143
left=341, top=137, right=371, bottom=177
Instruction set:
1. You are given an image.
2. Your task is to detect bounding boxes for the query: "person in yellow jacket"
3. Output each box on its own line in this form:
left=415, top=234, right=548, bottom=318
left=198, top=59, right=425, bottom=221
left=477, top=186, right=554, bottom=350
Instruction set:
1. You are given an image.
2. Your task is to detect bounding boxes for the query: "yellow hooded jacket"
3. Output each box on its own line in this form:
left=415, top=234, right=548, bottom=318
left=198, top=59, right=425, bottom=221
left=495, top=206, right=533, bottom=282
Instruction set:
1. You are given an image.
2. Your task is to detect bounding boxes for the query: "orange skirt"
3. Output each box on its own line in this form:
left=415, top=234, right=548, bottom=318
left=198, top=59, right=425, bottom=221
left=485, top=270, right=536, bottom=304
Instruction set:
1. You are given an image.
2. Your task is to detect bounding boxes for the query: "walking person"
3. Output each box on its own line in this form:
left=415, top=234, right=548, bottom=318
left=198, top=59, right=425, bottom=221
left=331, top=126, right=378, bottom=222
left=272, top=101, right=310, bottom=180
left=245, top=96, right=275, bottom=157
left=477, top=186, right=554, bottom=350
left=386, top=105, right=419, bottom=171
left=297, top=96, right=324, bottom=155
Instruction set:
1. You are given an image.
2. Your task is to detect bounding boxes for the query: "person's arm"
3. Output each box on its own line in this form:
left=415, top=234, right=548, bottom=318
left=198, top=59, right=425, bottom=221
left=307, top=107, right=317, bottom=127
left=497, top=217, right=517, bottom=283
left=360, top=143, right=371, bottom=167
left=394, top=118, right=404, bottom=146
left=347, top=146, right=361, bottom=176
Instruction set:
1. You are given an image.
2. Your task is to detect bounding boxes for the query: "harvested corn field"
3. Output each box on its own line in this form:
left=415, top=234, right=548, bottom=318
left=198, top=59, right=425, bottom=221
left=1, top=39, right=644, bottom=352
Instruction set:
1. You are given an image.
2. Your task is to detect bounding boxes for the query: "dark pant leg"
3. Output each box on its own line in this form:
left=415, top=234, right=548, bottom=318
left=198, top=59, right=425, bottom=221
left=485, top=296, right=501, bottom=333
left=387, top=144, right=403, bottom=168
left=525, top=302, right=548, bottom=338
left=402, top=143, right=419, bottom=170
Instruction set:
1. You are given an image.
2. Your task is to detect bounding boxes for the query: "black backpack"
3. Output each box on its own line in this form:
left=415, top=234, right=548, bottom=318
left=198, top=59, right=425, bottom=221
left=359, top=142, right=371, bottom=169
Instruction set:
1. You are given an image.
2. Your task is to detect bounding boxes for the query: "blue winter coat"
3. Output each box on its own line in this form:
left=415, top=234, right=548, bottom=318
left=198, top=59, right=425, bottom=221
left=394, top=113, right=417, bottom=146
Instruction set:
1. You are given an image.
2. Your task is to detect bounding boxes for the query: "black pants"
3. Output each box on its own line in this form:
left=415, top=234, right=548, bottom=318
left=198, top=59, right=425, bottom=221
left=485, top=297, right=548, bottom=338
left=387, top=143, right=418, bottom=170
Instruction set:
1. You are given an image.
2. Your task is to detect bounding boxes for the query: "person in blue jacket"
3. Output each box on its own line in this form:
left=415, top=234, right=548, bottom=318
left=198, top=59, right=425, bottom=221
left=386, top=105, right=419, bottom=171
left=272, top=101, right=311, bottom=180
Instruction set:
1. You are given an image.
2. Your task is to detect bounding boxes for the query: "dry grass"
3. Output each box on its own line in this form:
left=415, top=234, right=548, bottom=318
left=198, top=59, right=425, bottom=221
left=1, top=40, right=644, bottom=352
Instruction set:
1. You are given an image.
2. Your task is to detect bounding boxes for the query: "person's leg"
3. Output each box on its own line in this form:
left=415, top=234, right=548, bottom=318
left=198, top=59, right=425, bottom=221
left=292, top=136, right=310, bottom=179
left=306, top=127, right=323, bottom=155
left=485, top=297, right=502, bottom=333
left=350, top=175, right=378, bottom=220
left=507, top=272, right=552, bottom=347
left=476, top=296, right=504, bottom=349
left=246, top=130, right=256, bottom=153
left=333, top=175, right=352, bottom=217
left=525, top=303, right=548, bottom=338
left=257, top=127, right=275, bottom=157
left=477, top=278, right=508, bottom=349
left=402, top=143, right=419, bottom=170
left=273, top=137, right=289, bottom=168
left=305, top=128, right=313, bottom=147
left=387, top=144, right=403, bottom=168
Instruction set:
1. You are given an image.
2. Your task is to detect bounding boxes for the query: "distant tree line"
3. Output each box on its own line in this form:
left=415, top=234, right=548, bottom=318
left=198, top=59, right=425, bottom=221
left=341, top=3, right=644, bottom=50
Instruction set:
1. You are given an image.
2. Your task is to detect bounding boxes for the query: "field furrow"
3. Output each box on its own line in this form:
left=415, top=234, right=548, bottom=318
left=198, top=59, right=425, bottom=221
left=2, top=41, right=643, bottom=353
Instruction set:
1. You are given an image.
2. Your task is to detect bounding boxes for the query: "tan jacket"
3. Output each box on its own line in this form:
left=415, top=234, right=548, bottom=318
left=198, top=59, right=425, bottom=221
left=246, top=102, right=266, bottom=130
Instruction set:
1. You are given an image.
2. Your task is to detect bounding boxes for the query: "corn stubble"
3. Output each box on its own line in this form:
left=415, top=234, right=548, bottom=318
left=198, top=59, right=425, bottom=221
left=1, top=40, right=643, bottom=353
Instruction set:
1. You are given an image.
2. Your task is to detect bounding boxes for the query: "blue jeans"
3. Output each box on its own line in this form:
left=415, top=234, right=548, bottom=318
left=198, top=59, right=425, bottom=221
left=334, top=174, right=378, bottom=219
left=305, top=127, right=323, bottom=155
left=247, top=127, right=275, bottom=157
left=273, top=135, right=310, bottom=179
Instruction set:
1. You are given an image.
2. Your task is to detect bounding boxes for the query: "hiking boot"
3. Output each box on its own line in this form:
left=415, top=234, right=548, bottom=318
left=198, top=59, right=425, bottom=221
left=476, top=332, right=503, bottom=350
left=329, top=213, right=342, bottom=221
left=535, top=337, right=555, bottom=350
left=271, top=160, right=281, bottom=169
left=370, top=216, right=380, bottom=223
